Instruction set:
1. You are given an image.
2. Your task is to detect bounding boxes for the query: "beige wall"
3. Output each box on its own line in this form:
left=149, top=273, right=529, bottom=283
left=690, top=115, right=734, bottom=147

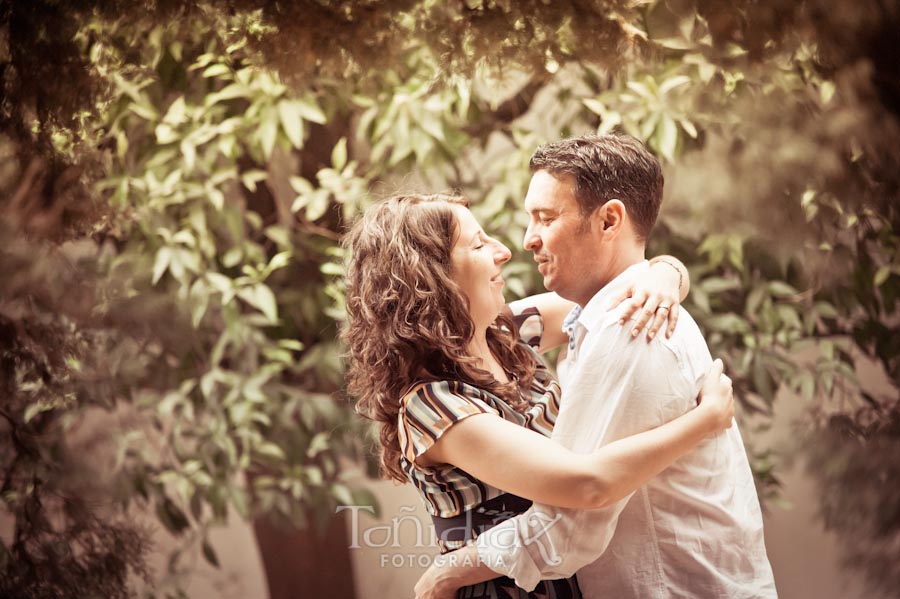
left=139, top=514, right=270, bottom=599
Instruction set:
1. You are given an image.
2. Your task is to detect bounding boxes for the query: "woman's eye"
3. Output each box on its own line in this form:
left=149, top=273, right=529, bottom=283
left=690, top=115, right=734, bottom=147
left=474, top=244, right=485, bottom=250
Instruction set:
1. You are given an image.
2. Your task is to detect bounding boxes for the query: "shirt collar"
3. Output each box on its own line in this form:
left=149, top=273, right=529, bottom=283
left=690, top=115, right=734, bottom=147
left=561, top=304, right=582, bottom=350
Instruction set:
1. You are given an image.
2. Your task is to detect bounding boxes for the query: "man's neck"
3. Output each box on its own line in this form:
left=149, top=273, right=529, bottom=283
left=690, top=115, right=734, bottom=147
left=577, top=244, right=646, bottom=307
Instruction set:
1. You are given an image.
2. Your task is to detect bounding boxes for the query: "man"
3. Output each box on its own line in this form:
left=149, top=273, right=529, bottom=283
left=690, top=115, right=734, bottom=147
left=415, top=133, right=777, bottom=598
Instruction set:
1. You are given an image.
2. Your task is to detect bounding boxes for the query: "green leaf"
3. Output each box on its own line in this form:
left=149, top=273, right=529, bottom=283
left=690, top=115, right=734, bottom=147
left=277, top=100, right=305, bottom=148
left=305, top=191, right=330, bottom=221
left=700, top=277, right=740, bottom=294
left=278, top=339, right=305, bottom=351
left=814, top=301, right=838, bottom=319
left=657, top=115, right=678, bottom=163
left=705, top=313, right=749, bottom=334
left=655, top=36, right=693, bottom=50
left=257, top=442, right=286, bottom=460
left=152, top=247, right=172, bottom=285
left=156, top=497, right=190, bottom=535
left=206, top=83, right=251, bottom=106
left=678, top=118, right=698, bottom=138
left=155, top=123, right=179, bottom=144
left=331, top=483, right=354, bottom=506
left=158, top=392, right=182, bottom=417
left=874, top=265, right=891, bottom=287
left=307, top=432, right=330, bottom=458
left=241, top=169, right=268, bottom=192
left=767, top=281, right=798, bottom=297
left=163, top=96, right=188, bottom=125
left=295, top=96, right=327, bottom=124
left=202, top=540, right=220, bottom=568
left=189, top=279, right=209, bottom=327
left=231, top=487, right=249, bottom=519
left=320, top=262, right=343, bottom=276
left=238, top=284, right=278, bottom=323
left=351, top=488, right=381, bottom=517
left=659, top=75, right=691, bottom=95
left=582, top=98, right=606, bottom=116
left=180, top=139, right=196, bottom=171
left=626, top=80, right=655, bottom=101
left=202, top=64, right=231, bottom=78
left=24, top=402, right=51, bottom=424
left=257, top=108, right=279, bottom=160
left=331, top=137, right=348, bottom=171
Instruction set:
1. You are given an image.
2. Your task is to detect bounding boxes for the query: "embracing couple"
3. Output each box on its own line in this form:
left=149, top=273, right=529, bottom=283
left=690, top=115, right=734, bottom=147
left=344, top=133, right=777, bottom=598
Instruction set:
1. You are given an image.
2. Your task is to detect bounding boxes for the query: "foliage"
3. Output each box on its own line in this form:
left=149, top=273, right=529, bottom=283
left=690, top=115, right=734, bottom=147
left=805, top=401, right=900, bottom=597
left=1, top=0, right=899, bottom=596
left=0, top=212, right=159, bottom=597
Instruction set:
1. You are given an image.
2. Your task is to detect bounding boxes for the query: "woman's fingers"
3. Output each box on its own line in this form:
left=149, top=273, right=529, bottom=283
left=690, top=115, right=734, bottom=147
left=615, top=286, right=647, bottom=326
left=614, top=286, right=682, bottom=340
left=607, top=285, right=633, bottom=312
left=644, top=300, right=670, bottom=339
left=629, top=293, right=661, bottom=337
left=665, top=303, right=680, bottom=338
left=703, top=358, right=725, bottom=393
left=697, top=359, right=735, bottom=429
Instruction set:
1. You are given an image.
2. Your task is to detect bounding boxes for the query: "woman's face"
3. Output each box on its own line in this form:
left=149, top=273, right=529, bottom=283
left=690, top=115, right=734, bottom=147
left=449, top=205, right=512, bottom=328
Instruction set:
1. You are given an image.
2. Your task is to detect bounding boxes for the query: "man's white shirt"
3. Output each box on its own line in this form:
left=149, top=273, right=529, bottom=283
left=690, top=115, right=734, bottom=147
left=478, top=261, right=777, bottom=598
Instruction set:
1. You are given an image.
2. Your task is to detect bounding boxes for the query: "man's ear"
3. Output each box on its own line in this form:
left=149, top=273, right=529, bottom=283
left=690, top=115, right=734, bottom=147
left=594, top=200, right=627, bottom=235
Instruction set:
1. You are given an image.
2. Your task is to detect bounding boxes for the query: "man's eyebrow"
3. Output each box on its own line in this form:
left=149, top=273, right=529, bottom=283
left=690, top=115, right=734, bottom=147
left=529, top=206, right=556, bottom=214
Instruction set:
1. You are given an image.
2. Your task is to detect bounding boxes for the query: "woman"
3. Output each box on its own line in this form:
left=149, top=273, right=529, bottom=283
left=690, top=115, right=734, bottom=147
left=343, top=194, right=733, bottom=598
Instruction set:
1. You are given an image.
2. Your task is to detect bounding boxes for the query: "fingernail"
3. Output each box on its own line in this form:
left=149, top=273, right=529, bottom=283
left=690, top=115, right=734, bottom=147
left=648, top=332, right=654, bottom=339
left=632, top=329, right=639, bottom=337
left=619, top=319, right=625, bottom=325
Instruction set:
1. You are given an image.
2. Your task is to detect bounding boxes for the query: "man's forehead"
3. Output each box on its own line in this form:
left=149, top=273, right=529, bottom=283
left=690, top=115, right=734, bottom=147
left=524, top=171, right=577, bottom=212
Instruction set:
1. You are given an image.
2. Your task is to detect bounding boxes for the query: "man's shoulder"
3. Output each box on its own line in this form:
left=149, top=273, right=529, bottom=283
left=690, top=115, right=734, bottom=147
left=583, top=305, right=712, bottom=372
left=588, top=304, right=704, bottom=344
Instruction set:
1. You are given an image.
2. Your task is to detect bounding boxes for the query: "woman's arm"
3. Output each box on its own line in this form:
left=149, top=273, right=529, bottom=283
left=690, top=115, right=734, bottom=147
left=418, top=360, right=732, bottom=510
left=609, top=254, right=691, bottom=340
left=507, top=254, right=692, bottom=352
left=500, top=292, right=574, bottom=354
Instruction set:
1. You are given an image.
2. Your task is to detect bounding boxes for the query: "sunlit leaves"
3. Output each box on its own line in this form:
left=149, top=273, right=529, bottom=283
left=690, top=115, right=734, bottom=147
left=85, top=18, right=367, bottom=575
left=584, top=70, right=700, bottom=163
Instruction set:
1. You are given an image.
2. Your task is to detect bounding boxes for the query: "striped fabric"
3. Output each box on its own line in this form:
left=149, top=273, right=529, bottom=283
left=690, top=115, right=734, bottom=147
left=512, top=305, right=543, bottom=349
left=397, top=305, right=561, bottom=552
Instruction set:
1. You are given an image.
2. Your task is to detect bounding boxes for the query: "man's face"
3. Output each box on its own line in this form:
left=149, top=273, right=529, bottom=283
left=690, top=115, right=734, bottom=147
left=523, top=170, right=605, bottom=304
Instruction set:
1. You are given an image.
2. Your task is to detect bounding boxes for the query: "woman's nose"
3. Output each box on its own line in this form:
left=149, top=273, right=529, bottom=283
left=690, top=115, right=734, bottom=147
left=493, top=240, right=512, bottom=264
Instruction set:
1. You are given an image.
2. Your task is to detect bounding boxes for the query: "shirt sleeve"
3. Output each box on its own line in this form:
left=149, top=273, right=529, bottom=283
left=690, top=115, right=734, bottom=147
left=399, top=380, right=498, bottom=464
left=477, top=313, right=697, bottom=589
left=477, top=503, right=630, bottom=590
left=507, top=299, right=544, bottom=349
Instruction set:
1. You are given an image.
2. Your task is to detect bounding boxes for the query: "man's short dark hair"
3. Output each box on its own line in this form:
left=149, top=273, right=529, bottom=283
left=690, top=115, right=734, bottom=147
left=529, top=133, right=664, bottom=241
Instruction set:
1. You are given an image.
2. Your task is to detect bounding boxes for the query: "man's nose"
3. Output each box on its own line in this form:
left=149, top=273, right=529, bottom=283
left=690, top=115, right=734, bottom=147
left=523, top=225, right=540, bottom=251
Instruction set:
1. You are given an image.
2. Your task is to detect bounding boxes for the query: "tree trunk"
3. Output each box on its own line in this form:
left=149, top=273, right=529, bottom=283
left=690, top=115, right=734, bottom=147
left=253, top=511, right=355, bottom=599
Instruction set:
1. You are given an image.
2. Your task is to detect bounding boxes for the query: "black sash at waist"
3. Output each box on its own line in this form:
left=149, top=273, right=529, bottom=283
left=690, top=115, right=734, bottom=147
left=431, top=493, right=533, bottom=547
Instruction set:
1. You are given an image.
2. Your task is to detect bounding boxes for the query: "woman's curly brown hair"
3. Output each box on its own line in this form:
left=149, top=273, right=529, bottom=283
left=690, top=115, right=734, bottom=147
left=343, top=194, right=539, bottom=482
